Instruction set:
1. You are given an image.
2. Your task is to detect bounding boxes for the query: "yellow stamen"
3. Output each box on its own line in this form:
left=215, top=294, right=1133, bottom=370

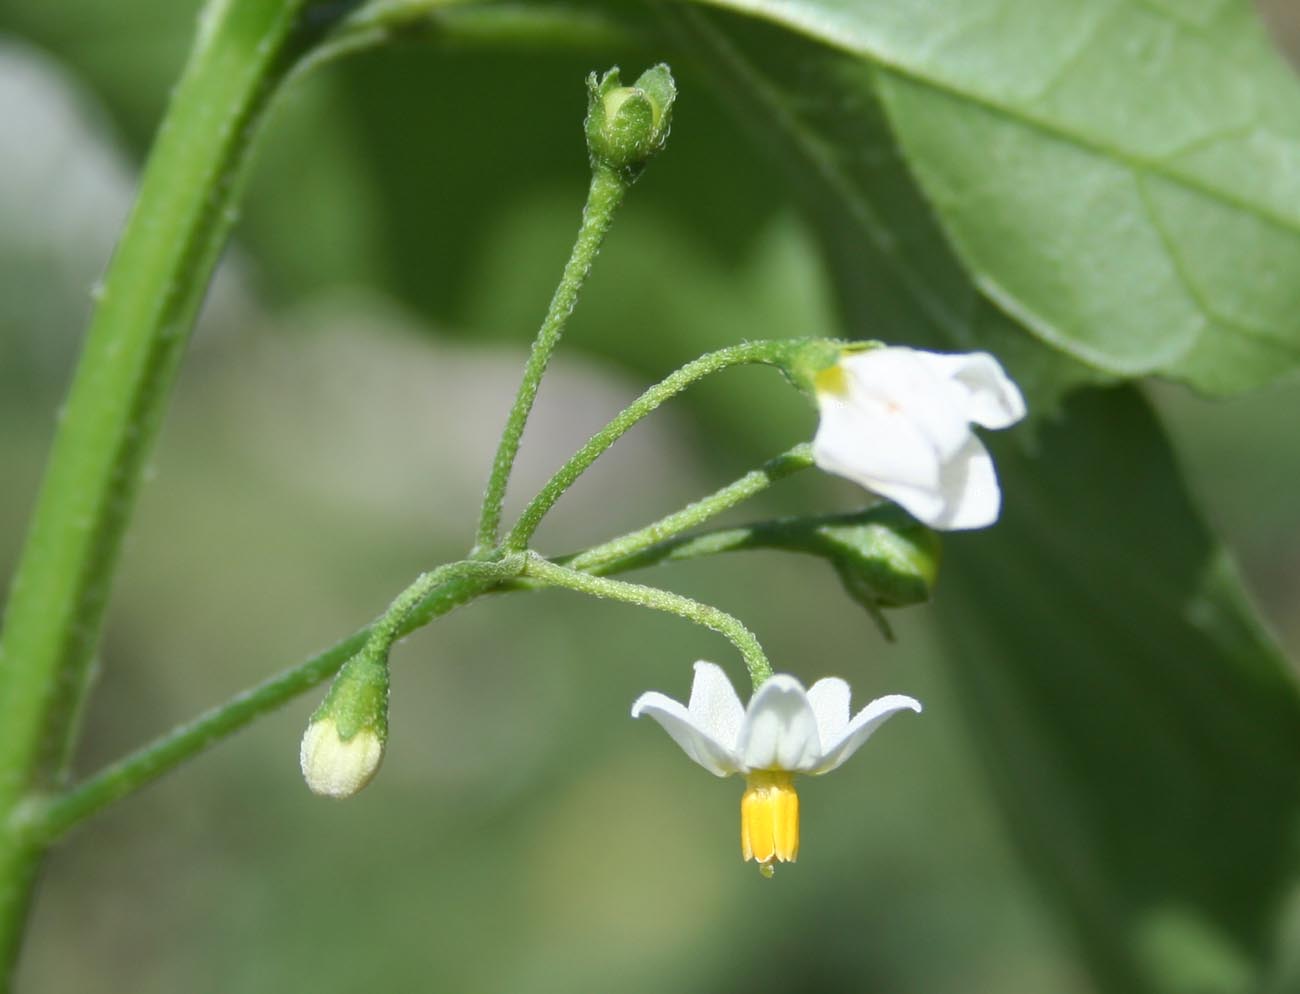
left=813, top=364, right=849, bottom=398
left=741, top=771, right=799, bottom=876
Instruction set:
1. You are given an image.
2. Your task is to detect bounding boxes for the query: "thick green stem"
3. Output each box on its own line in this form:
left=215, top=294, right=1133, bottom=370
left=502, top=339, right=803, bottom=550
left=476, top=165, right=629, bottom=549
left=520, top=553, right=772, bottom=687
left=299, top=2, right=636, bottom=72
left=0, top=0, right=325, bottom=975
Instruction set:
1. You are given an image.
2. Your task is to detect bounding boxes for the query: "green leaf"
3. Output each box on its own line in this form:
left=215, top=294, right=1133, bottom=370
left=665, top=10, right=1300, bottom=991
left=685, top=0, right=1300, bottom=394
left=940, top=389, right=1300, bottom=994
left=665, top=5, right=1107, bottom=412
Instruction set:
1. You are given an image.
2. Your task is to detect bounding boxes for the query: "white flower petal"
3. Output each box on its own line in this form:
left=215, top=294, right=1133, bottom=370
left=841, top=348, right=971, bottom=459
left=813, top=694, right=922, bottom=774
left=928, top=435, right=1001, bottom=531
left=300, top=719, right=384, bottom=799
left=813, top=390, right=942, bottom=495
left=919, top=350, right=1027, bottom=429
left=805, top=677, right=850, bottom=753
left=811, top=346, right=1024, bottom=532
left=687, top=661, right=744, bottom=752
left=631, top=691, right=742, bottom=777
left=738, top=675, right=822, bottom=773
left=854, top=471, right=949, bottom=528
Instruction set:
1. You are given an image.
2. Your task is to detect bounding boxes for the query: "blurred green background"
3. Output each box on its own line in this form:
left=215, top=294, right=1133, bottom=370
left=3, top=2, right=1300, bottom=992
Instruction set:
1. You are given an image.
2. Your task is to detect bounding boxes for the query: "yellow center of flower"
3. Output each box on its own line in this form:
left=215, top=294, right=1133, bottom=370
left=741, top=771, right=800, bottom=877
left=813, top=364, right=849, bottom=398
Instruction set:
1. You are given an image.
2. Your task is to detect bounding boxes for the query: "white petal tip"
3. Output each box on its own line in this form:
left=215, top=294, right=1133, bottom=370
left=880, top=694, right=923, bottom=714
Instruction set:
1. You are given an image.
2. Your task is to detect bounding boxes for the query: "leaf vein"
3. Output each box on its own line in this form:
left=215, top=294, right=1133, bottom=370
left=688, top=0, right=1300, bottom=235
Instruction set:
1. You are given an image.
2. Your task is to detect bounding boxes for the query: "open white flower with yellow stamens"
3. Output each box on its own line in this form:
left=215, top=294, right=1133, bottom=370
left=812, top=346, right=1026, bottom=531
left=632, top=661, right=921, bottom=875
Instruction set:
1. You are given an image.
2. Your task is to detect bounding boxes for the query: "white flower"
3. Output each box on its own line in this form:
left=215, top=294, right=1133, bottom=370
left=300, top=717, right=384, bottom=799
left=811, top=347, right=1026, bottom=530
left=631, top=661, right=920, bottom=874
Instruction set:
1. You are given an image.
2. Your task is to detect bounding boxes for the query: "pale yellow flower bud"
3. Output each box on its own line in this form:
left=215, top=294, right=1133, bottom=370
left=299, top=717, right=384, bottom=799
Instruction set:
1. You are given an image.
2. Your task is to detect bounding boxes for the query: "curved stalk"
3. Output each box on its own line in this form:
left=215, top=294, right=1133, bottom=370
left=503, top=339, right=805, bottom=550
left=520, top=553, right=773, bottom=687
left=476, top=166, right=629, bottom=549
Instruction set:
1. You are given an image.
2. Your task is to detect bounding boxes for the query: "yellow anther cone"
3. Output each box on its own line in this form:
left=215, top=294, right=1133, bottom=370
left=741, top=772, right=799, bottom=876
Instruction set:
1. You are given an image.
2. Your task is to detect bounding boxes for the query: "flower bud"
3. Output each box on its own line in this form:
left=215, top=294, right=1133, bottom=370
left=820, top=508, right=940, bottom=641
left=585, top=64, right=676, bottom=178
left=815, top=506, right=940, bottom=609
left=300, top=651, right=389, bottom=799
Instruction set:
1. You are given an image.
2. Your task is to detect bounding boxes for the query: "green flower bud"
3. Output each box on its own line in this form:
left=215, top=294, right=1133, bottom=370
left=814, top=506, right=940, bottom=609
left=819, top=507, right=940, bottom=641
left=585, top=64, right=676, bottom=179
left=300, top=651, right=389, bottom=799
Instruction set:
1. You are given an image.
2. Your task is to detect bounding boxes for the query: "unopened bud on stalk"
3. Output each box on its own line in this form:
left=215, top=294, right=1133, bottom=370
left=585, top=64, right=676, bottom=178
left=300, top=651, right=389, bottom=799
left=821, top=508, right=941, bottom=641
left=816, top=507, right=941, bottom=610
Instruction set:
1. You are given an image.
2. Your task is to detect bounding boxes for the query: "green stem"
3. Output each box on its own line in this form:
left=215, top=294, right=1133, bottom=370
left=567, top=443, right=813, bottom=573
left=0, top=0, right=327, bottom=974
left=502, top=339, right=804, bottom=551
left=476, top=165, right=630, bottom=550
left=23, top=502, right=824, bottom=846
left=520, top=553, right=772, bottom=687
left=22, top=560, right=516, bottom=846
left=362, top=558, right=524, bottom=657
left=299, top=1, right=637, bottom=72
left=19, top=633, right=365, bottom=846
left=27, top=374, right=814, bottom=847
left=558, top=507, right=897, bottom=576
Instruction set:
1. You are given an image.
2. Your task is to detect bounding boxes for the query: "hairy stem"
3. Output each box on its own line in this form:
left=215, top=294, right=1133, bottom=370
left=23, top=561, right=516, bottom=846
left=567, top=444, right=813, bottom=573
left=502, top=339, right=803, bottom=551
left=476, top=165, right=629, bottom=549
left=22, top=493, right=852, bottom=846
left=520, top=553, right=772, bottom=687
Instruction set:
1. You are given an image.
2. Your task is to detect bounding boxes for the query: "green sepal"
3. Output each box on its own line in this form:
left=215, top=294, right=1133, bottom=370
left=310, top=648, right=390, bottom=743
left=775, top=338, right=883, bottom=397
left=810, top=506, right=940, bottom=608
left=797, top=505, right=940, bottom=640
left=650, top=505, right=939, bottom=639
left=585, top=63, right=676, bottom=180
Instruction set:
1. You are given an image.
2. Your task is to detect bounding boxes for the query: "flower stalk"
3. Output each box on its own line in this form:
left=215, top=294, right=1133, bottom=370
left=502, top=339, right=810, bottom=550
left=475, top=164, right=630, bottom=549
left=567, top=444, right=815, bottom=574
left=520, top=553, right=773, bottom=688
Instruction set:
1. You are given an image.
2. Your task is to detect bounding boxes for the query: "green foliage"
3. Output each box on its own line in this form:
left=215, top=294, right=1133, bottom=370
left=665, top=7, right=1300, bottom=989
left=688, top=0, right=1300, bottom=395
left=943, top=390, right=1300, bottom=994
left=3, top=0, right=1300, bottom=992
